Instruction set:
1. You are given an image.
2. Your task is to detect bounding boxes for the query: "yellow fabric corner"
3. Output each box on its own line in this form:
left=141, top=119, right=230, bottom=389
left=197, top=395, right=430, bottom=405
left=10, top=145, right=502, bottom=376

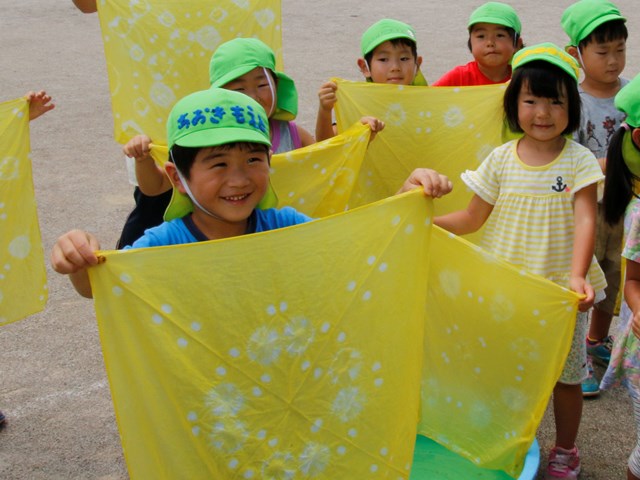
left=88, top=191, right=433, bottom=479
left=97, top=0, right=283, bottom=145
left=0, top=98, right=47, bottom=325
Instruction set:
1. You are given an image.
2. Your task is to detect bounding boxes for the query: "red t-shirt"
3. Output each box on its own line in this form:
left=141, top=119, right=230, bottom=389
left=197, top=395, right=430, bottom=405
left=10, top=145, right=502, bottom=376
left=433, top=61, right=511, bottom=87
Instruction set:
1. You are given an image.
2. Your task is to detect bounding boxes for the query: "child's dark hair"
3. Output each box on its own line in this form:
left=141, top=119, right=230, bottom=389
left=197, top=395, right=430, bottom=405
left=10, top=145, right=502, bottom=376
left=579, top=20, right=627, bottom=50
left=503, top=60, right=581, bottom=135
left=603, top=126, right=640, bottom=226
left=169, top=142, right=270, bottom=180
left=467, top=26, right=520, bottom=52
left=364, top=38, right=418, bottom=64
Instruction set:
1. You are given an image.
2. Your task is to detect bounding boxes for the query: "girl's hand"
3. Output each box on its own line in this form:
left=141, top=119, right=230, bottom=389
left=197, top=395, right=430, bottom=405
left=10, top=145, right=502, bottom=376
left=569, top=276, right=595, bottom=312
left=317, top=81, right=338, bottom=112
left=123, top=135, right=153, bottom=162
left=360, top=116, right=385, bottom=142
left=51, top=229, right=100, bottom=275
left=397, top=168, right=453, bottom=198
left=26, top=91, right=55, bottom=121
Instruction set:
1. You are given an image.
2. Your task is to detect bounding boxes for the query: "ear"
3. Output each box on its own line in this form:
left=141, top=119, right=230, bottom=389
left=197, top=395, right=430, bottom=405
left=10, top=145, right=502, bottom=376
left=164, top=162, right=186, bottom=194
left=566, top=46, right=579, bottom=61
left=632, top=128, right=640, bottom=150
left=415, top=55, right=423, bottom=69
left=357, top=58, right=371, bottom=78
left=515, top=36, right=524, bottom=50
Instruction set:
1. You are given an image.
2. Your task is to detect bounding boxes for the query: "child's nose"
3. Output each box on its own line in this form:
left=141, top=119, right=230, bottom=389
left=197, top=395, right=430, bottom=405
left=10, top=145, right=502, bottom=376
left=227, top=166, right=251, bottom=186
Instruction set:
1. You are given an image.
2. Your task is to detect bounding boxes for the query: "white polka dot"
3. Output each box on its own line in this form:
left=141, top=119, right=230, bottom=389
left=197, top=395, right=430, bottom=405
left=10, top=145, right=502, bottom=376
left=191, top=426, right=200, bottom=435
left=261, top=374, right=271, bottom=383
left=229, top=458, right=239, bottom=469
left=8, top=235, right=30, bottom=259
left=337, top=446, right=346, bottom=455
left=280, top=302, right=288, bottom=312
left=391, top=215, right=401, bottom=226
left=112, top=286, right=123, bottom=296
left=478, top=296, right=484, bottom=303
left=478, top=337, right=486, bottom=348
left=301, top=360, right=311, bottom=371
left=216, top=366, right=226, bottom=376
left=533, top=309, right=540, bottom=316
left=252, top=387, right=262, bottom=397
left=266, top=305, right=276, bottom=315
left=187, top=411, right=197, bottom=421
left=229, top=348, right=240, bottom=358
left=337, top=332, right=346, bottom=342
left=161, top=304, right=172, bottom=314
left=370, top=464, right=378, bottom=473
left=446, top=396, right=452, bottom=403
left=348, top=428, right=357, bottom=437
left=120, top=273, right=132, bottom=283
left=467, top=291, right=473, bottom=298
left=474, top=367, right=481, bottom=374
left=244, top=469, right=254, bottom=478
left=515, top=376, right=522, bottom=382
left=405, top=224, right=414, bottom=234
left=314, top=368, right=323, bottom=379
left=378, top=263, right=388, bottom=272
left=457, top=401, right=463, bottom=408
left=362, top=291, right=372, bottom=301
left=298, top=198, right=305, bottom=205
left=288, top=191, right=295, bottom=198
left=311, top=419, right=323, bottom=433
left=256, top=430, right=266, bottom=440
left=380, top=447, right=388, bottom=456
left=152, top=314, right=163, bottom=324
left=367, top=255, right=376, bottom=265
left=540, top=320, right=547, bottom=326
left=374, top=378, right=384, bottom=387
left=321, top=322, right=331, bottom=333
left=372, top=361, right=381, bottom=372
left=191, top=322, right=201, bottom=331
left=268, top=438, right=278, bottom=447
left=347, top=280, right=356, bottom=291
left=177, top=338, right=188, bottom=348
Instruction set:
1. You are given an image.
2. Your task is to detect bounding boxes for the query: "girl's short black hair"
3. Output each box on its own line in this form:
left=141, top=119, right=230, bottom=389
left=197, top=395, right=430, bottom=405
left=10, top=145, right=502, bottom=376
left=503, top=60, right=581, bottom=135
left=169, top=142, right=270, bottom=180
left=364, top=38, right=418, bottom=65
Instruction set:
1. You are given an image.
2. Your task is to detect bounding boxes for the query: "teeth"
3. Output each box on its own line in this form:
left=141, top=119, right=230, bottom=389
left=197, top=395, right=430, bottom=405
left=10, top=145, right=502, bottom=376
left=226, top=194, right=247, bottom=201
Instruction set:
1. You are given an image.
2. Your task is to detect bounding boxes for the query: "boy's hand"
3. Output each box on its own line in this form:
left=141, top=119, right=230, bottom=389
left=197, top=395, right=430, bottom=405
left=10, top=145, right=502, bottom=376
left=51, top=229, right=101, bottom=275
left=360, top=116, right=385, bottom=142
left=318, top=81, right=338, bottom=112
left=123, top=135, right=153, bottom=162
left=569, top=276, right=595, bottom=312
left=397, top=168, right=453, bottom=198
left=26, top=91, right=55, bottom=121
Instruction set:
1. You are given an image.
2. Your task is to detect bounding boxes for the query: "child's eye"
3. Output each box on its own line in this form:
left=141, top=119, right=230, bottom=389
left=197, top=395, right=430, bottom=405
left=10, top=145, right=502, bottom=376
left=401, top=56, right=411, bottom=61
left=248, top=157, right=264, bottom=164
left=210, top=162, right=226, bottom=169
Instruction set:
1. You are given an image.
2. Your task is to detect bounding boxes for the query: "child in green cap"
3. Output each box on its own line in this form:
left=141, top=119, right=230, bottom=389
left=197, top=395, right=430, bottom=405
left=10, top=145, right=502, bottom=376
left=120, top=38, right=315, bottom=247
left=315, top=18, right=424, bottom=141
left=434, top=43, right=605, bottom=480
left=598, top=73, right=640, bottom=480
left=561, top=0, right=629, bottom=398
left=433, top=1, right=523, bottom=86
left=51, top=88, right=452, bottom=299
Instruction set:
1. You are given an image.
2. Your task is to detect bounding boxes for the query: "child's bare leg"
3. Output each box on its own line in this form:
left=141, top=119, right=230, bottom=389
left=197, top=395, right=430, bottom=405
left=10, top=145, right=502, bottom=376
left=553, top=382, right=582, bottom=449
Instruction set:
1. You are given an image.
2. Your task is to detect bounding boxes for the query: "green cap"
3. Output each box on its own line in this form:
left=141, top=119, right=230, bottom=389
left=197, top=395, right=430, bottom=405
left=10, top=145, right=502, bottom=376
left=615, top=74, right=640, bottom=127
left=561, top=0, right=626, bottom=46
left=165, top=88, right=277, bottom=221
left=468, top=2, right=522, bottom=34
left=209, top=38, right=298, bottom=121
left=360, top=19, right=427, bottom=86
left=512, top=42, right=580, bottom=81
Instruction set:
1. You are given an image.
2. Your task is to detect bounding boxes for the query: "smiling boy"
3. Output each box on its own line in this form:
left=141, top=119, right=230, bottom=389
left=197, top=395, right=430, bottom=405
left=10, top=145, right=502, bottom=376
left=433, top=2, right=523, bottom=86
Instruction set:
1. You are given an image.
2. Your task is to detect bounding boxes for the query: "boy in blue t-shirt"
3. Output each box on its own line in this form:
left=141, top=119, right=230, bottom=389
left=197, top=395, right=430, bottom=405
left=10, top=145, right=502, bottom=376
left=51, top=88, right=451, bottom=298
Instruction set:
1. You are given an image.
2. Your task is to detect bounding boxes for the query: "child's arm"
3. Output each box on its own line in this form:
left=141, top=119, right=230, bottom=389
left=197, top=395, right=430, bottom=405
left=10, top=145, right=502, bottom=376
left=296, top=124, right=315, bottom=148
left=123, top=135, right=172, bottom=196
left=26, top=91, right=55, bottom=121
left=570, top=184, right=597, bottom=312
left=51, top=230, right=101, bottom=299
left=397, top=168, right=453, bottom=198
left=434, top=194, right=493, bottom=235
left=315, top=81, right=338, bottom=141
left=624, top=260, right=640, bottom=339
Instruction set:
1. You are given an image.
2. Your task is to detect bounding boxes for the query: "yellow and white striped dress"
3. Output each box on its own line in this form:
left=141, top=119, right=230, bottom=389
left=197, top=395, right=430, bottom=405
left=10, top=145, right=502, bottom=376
left=462, top=139, right=607, bottom=294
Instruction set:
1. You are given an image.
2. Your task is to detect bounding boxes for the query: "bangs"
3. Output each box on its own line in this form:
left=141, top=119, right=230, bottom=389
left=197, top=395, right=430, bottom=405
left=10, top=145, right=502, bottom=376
left=582, top=20, right=628, bottom=46
left=518, top=63, right=568, bottom=100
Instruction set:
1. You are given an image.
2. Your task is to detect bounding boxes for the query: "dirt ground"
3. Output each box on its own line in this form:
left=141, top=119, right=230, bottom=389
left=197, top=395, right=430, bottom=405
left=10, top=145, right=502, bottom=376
left=0, top=1, right=639, bottom=478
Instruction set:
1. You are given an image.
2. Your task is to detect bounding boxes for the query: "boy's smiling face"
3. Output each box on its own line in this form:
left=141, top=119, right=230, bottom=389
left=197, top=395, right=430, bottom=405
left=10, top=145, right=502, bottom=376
left=360, top=40, right=421, bottom=85
left=469, top=23, right=518, bottom=71
left=178, top=143, right=270, bottom=237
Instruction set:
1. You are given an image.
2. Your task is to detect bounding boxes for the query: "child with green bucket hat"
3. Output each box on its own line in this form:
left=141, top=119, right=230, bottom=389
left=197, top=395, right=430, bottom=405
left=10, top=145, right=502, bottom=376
left=433, top=1, right=523, bottom=86
left=561, top=0, right=629, bottom=399
left=598, top=73, right=640, bottom=480
left=315, top=18, right=423, bottom=141
left=434, top=43, right=605, bottom=480
left=121, top=38, right=317, bottom=248
left=51, top=87, right=453, bottom=299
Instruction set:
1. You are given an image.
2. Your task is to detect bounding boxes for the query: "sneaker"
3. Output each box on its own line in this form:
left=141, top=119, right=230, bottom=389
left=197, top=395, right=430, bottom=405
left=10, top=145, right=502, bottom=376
left=545, top=445, right=581, bottom=479
left=586, top=336, right=613, bottom=366
left=582, top=357, right=600, bottom=397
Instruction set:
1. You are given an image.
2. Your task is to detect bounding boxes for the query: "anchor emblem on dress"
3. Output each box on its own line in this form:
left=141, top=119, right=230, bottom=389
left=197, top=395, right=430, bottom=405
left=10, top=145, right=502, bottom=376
left=551, top=176, right=567, bottom=192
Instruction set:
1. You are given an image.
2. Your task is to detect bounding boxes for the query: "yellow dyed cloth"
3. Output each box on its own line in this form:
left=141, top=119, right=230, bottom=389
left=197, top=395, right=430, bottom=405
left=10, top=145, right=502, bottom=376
left=97, top=0, right=283, bottom=144
left=333, top=80, right=512, bottom=221
left=89, top=191, right=579, bottom=479
left=89, top=191, right=432, bottom=479
left=0, top=98, right=47, bottom=325
left=149, top=122, right=372, bottom=219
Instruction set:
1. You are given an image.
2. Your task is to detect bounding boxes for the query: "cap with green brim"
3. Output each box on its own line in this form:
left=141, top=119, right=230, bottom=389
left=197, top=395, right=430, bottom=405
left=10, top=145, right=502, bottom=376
left=360, top=19, right=428, bottom=86
left=615, top=74, right=640, bottom=128
left=468, top=2, right=521, bottom=35
left=164, top=88, right=277, bottom=221
left=511, top=42, right=580, bottom=81
left=209, top=38, right=297, bottom=122
left=561, top=0, right=626, bottom=46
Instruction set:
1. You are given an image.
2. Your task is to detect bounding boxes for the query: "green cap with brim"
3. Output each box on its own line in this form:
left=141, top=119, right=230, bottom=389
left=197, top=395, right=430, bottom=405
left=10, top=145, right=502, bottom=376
left=511, top=42, right=580, bottom=81
left=561, top=0, right=626, bottom=46
left=360, top=19, right=427, bottom=86
left=164, top=88, right=277, bottom=221
left=468, top=2, right=522, bottom=35
left=209, top=38, right=297, bottom=122
left=615, top=74, right=640, bottom=128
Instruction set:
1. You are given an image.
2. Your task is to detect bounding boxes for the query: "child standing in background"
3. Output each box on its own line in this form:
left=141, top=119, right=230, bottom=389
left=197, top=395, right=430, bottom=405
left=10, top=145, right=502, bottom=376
left=598, top=74, right=640, bottom=480
left=561, top=0, right=629, bottom=397
left=433, top=1, right=523, bottom=87
left=434, top=44, right=605, bottom=480
left=315, top=18, right=425, bottom=141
